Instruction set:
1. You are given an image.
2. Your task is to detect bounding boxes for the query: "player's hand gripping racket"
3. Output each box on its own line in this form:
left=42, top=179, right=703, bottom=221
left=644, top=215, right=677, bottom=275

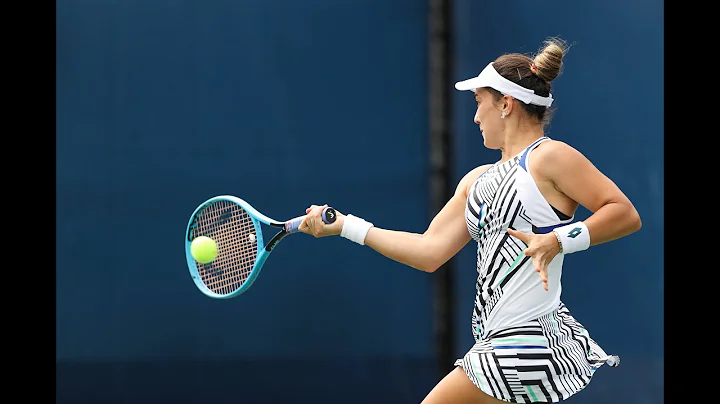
left=185, top=195, right=336, bottom=299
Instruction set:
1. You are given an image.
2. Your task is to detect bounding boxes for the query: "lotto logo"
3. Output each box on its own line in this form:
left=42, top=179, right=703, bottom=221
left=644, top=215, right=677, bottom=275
left=567, top=227, right=582, bottom=238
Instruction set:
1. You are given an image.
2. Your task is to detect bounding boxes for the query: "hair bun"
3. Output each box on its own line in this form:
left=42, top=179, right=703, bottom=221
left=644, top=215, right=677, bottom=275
left=531, top=37, right=570, bottom=83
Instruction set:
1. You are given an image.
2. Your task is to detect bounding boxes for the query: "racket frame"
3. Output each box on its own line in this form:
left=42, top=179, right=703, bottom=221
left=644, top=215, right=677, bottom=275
left=185, top=195, right=289, bottom=299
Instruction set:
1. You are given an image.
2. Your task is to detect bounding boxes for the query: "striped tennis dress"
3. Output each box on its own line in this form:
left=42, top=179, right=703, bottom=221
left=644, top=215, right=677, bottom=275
left=454, top=136, right=619, bottom=403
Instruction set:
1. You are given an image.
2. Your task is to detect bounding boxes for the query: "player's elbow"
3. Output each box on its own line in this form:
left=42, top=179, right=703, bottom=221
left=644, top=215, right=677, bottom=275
left=415, top=232, right=463, bottom=273
left=628, top=206, right=642, bottom=233
left=418, top=260, right=442, bottom=273
left=616, top=201, right=642, bottom=236
left=416, top=250, right=448, bottom=273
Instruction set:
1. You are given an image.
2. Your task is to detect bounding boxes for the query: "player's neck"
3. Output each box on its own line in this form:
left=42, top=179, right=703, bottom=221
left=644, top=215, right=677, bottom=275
left=498, top=129, right=545, bottom=163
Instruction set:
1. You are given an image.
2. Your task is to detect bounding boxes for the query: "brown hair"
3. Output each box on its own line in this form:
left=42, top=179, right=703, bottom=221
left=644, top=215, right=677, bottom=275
left=488, top=37, right=570, bottom=126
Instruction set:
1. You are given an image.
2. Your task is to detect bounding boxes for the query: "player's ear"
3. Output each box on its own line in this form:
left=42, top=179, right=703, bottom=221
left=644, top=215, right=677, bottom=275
left=503, top=95, right=514, bottom=116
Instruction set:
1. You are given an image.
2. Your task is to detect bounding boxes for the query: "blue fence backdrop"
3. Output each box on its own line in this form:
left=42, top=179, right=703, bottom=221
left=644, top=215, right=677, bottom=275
left=56, top=0, right=663, bottom=403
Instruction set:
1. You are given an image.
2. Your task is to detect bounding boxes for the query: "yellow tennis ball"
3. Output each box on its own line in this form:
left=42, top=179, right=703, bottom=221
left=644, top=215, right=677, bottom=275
left=191, top=236, right=217, bottom=264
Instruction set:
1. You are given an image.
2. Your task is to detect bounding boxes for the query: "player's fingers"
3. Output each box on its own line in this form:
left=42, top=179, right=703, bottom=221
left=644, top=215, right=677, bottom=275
left=304, top=206, right=318, bottom=221
left=303, top=204, right=337, bottom=236
left=538, top=266, right=549, bottom=291
left=310, top=205, right=325, bottom=218
left=507, top=228, right=528, bottom=242
left=304, top=206, right=325, bottom=234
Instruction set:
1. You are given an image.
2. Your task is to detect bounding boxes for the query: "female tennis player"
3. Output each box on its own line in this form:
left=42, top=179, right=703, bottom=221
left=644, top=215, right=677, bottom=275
left=299, top=37, right=642, bottom=403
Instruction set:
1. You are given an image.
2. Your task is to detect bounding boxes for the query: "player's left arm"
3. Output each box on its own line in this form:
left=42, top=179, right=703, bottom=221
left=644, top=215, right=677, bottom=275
left=535, top=140, right=642, bottom=245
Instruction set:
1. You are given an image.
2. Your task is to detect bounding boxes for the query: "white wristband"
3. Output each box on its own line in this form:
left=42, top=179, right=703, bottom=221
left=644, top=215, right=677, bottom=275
left=340, top=214, right=374, bottom=245
left=552, top=221, right=590, bottom=255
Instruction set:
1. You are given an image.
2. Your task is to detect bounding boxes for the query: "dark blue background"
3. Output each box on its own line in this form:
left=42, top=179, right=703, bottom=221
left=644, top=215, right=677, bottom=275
left=56, top=0, right=663, bottom=402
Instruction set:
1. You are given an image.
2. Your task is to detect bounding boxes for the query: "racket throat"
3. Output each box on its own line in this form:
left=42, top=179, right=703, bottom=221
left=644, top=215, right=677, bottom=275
left=265, top=229, right=289, bottom=252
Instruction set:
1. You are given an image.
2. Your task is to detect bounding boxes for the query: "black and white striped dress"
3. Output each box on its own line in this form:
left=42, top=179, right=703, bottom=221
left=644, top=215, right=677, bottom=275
left=454, top=136, right=619, bottom=403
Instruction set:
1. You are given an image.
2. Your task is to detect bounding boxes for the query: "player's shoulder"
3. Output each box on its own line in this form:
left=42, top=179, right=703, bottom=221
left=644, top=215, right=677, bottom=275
left=533, top=138, right=584, bottom=161
left=532, top=138, right=592, bottom=177
left=463, top=164, right=494, bottom=183
left=456, top=164, right=494, bottom=196
left=536, top=138, right=573, bottom=152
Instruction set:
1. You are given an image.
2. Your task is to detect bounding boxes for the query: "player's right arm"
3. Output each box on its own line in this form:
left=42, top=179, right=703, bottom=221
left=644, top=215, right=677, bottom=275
left=300, top=164, right=492, bottom=272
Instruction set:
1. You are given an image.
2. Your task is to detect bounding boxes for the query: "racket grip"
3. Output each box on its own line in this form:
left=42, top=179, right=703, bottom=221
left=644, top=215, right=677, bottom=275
left=285, top=207, right=337, bottom=234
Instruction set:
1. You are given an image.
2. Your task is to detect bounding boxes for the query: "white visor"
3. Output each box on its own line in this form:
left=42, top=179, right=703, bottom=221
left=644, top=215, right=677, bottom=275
left=454, top=63, right=553, bottom=107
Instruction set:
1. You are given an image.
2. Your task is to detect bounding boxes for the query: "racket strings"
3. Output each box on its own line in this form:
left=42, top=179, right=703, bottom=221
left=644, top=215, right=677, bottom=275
left=193, top=200, right=257, bottom=295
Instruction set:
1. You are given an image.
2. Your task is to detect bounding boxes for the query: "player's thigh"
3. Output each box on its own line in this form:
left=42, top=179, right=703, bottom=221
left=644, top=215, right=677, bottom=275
left=422, top=366, right=508, bottom=404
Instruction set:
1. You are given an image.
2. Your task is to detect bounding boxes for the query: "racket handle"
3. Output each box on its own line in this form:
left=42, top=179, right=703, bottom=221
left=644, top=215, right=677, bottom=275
left=285, top=207, right=337, bottom=234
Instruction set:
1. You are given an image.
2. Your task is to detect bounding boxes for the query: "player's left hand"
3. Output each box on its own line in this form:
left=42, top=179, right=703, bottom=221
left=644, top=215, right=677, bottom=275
left=506, top=228, right=562, bottom=291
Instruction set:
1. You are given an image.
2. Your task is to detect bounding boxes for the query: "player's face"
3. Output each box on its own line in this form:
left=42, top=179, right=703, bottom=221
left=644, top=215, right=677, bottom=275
left=473, top=88, right=503, bottom=150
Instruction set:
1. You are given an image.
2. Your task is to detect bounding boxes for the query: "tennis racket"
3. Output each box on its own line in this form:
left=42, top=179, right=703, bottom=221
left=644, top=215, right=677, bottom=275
left=185, top=195, right=336, bottom=299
